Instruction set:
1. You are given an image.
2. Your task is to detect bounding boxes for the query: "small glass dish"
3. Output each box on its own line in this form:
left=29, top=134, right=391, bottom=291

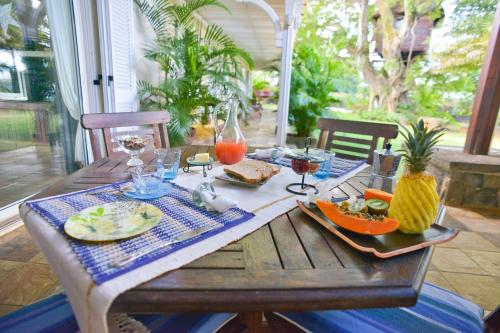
left=114, top=135, right=151, bottom=167
left=131, top=165, right=165, bottom=195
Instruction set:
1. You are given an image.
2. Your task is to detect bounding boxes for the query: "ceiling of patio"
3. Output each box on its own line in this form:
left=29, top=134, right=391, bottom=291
left=197, top=0, right=304, bottom=69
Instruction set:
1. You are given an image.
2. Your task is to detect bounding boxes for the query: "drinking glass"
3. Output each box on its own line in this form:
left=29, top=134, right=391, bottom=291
left=314, top=151, right=336, bottom=179
left=271, top=147, right=285, bottom=163
left=154, top=148, right=182, bottom=180
left=131, top=165, right=164, bottom=194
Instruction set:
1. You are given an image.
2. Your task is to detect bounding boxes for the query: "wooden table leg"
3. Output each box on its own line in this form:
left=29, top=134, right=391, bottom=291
left=239, top=312, right=263, bottom=333
left=264, top=312, right=305, bottom=333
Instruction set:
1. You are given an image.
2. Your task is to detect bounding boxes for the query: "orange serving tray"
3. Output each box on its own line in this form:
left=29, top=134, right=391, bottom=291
left=297, top=201, right=458, bottom=259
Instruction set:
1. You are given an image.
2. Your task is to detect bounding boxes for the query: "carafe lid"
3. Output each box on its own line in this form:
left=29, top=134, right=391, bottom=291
left=375, top=142, right=399, bottom=157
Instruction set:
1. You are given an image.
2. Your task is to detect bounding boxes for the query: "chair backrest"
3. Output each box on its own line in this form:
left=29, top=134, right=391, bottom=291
left=81, top=111, right=170, bottom=160
left=316, top=118, right=398, bottom=164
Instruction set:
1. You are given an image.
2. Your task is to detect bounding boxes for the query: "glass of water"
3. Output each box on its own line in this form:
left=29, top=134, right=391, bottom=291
left=314, top=151, right=335, bottom=179
left=131, top=165, right=164, bottom=194
left=154, top=148, right=182, bottom=180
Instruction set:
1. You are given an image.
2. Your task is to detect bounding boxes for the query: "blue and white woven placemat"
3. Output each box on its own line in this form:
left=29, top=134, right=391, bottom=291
left=247, top=155, right=365, bottom=178
left=26, top=182, right=255, bottom=285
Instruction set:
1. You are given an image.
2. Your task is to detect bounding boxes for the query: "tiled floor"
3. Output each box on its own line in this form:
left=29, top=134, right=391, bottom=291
left=0, top=145, right=66, bottom=209
left=0, top=206, right=498, bottom=318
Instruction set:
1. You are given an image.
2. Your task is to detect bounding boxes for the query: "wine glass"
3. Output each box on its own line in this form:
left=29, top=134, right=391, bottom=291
left=291, top=156, right=310, bottom=175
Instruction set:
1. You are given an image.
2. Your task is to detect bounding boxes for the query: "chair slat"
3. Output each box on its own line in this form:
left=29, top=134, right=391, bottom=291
left=81, top=111, right=170, bottom=129
left=316, top=118, right=398, bottom=164
left=81, top=111, right=170, bottom=161
left=331, top=152, right=361, bottom=160
left=89, top=129, right=102, bottom=160
left=331, top=143, right=370, bottom=155
left=331, top=135, right=372, bottom=146
left=114, top=128, right=155, bottom=137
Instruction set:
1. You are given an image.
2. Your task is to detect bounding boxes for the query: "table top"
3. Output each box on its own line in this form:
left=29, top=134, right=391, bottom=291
left=31, top=145, right=433, bottom=313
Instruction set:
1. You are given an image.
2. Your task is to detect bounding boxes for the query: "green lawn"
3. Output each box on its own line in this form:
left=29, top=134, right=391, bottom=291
left=0, top=108, right=62, bottom=153
left=320, top=110, right=500, bottom=151
left=0, top=139, right=33, bottom=152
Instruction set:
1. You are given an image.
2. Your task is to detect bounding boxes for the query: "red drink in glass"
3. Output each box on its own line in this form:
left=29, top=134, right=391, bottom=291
left=291, top=158, right=310, bottom=175
left=215, top=141, right=247, bottom=165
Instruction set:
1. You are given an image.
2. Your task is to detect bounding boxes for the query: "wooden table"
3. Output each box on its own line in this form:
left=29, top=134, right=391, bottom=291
left=31, top=145, right=434, bottom=332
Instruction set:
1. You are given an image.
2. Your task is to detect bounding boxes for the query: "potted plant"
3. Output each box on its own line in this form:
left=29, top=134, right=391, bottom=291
left=287, top=45, right=338, bottom=147
left=136, top=0, right=254, bottom=146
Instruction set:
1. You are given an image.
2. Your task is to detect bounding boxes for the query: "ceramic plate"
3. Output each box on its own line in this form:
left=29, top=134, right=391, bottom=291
left=215, top=173, right=267, bottom=187
left=120, top=183, right=172, bottom=200
left=64, top=202, right=163, bottom=241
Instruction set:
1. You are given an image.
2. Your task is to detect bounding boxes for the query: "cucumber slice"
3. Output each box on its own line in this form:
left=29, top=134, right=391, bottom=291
left=348, top=199, right=367, bottom=213
left=366, top=199, right=389, bottom=216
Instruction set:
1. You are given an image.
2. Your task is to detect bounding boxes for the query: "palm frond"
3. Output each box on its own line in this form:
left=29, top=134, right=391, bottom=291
left=171, top=0, right=228, bottom=28
left=135, top=0, right=174, bottom=37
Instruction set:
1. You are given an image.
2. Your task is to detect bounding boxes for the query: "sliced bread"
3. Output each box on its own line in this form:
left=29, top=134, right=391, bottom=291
left=223, top=160, right=280, bottom=184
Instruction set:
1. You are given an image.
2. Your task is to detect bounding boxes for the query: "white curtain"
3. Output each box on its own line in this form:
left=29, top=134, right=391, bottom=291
left=45, top=0, right=85, bottom=163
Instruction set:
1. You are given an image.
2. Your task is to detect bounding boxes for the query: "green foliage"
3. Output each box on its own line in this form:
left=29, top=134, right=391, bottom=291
left=417, top=0, right=497, bottom=118
left=136, top=0, right=253, bottom=146
left=288, top=45, right=339, bottom=137
left=448, top=0, right=497, bottom=39
left=399, top=119, right=445, bottom=173
left=290, top=0, right=496, bottom=124
left=293, top=0, right=360, bottom=104
left=355, top=108, right=402, bottom=124
left=252, top=77, right=270, bottom=92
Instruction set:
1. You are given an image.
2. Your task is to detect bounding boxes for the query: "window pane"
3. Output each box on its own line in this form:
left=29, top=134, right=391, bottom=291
left=0, top=0, right=82, bottom=210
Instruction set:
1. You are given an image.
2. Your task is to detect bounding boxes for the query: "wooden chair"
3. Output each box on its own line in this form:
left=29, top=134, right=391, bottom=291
left=81, top=111, right=170, bottom=160
left=316, top=118, right=399, bottom=164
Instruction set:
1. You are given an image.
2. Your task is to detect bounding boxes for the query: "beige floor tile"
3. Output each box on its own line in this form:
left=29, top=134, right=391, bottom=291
left=0, top=262, right=59, bottom=306
left=442, top=211, right=469, bottom=231
left=438, top=231, right=499, bottom=252
left=446, top=206, right=486, bottom=219
left=463, top=250, right=500, bottom=276
left=0, top=227, right=24, bottom=243
left=0, top=227, right=41, bottom=262
left=479, top=233, right=500, bottom=248
left=442, top=272, right=500, bottom=311
left=29, top=253, right=49, bottom=265
left=0, top=260, right=23, bottom=281
left=424, top=270, right=456, bottom=291
left=0, top=304, right=20, bottom=316
left=453, top=216, right=500, bottom=235
left=431, top=247, right=488, bottom=274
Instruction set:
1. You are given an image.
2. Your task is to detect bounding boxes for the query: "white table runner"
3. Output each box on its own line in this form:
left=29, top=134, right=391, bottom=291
left=20, top=162, right=366, bottom=333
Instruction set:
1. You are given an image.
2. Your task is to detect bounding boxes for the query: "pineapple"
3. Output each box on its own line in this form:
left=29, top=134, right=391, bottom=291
left=388, top=119, right=445, bottom=234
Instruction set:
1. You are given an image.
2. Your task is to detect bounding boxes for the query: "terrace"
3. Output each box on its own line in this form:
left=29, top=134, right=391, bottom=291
left=0, top=0, right=499, bottom=332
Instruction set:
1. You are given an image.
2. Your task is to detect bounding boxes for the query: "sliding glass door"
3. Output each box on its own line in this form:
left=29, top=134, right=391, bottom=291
left=0, top=0, right=84, bottom=210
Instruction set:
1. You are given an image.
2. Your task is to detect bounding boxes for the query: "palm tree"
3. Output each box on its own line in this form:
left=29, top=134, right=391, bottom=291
left=136, top=0, right=254, bottom=146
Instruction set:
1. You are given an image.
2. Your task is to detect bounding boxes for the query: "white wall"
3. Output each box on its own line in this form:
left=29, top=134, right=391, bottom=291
left=133, top=4, right=162, bottom=87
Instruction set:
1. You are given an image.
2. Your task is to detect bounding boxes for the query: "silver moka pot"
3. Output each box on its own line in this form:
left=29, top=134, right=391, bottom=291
left=368, top=143, right=401, bottom=193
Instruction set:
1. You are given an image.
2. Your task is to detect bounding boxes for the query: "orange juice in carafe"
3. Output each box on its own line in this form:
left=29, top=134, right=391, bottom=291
left=215, top=141, right=247, bottom=165
left=214, top=100, right=247, bottom=165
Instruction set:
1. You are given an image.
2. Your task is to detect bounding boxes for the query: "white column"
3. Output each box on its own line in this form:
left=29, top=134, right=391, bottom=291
left=275, top=0, right=296, bottom=147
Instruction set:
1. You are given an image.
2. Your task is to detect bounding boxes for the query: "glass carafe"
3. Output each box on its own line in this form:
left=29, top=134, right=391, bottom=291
left=214, top=100, right=247, bottom=165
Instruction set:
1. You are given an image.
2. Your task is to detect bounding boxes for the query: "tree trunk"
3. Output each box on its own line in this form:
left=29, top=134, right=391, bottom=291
left=355, top=0, right=419, bottom=113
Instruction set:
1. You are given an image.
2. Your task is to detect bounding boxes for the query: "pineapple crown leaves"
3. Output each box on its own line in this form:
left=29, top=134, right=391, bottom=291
left=397, top=119, right=446, bottom=174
